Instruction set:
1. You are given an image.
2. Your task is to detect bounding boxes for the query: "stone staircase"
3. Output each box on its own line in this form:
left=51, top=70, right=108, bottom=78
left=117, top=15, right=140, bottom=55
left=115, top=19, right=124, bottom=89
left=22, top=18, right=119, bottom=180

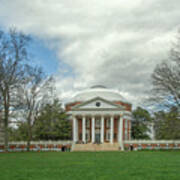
left=72, top=143, right=120, bottom=151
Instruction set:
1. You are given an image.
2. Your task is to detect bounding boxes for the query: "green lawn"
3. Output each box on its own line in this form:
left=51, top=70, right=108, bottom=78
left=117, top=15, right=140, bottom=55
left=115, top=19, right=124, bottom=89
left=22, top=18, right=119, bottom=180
left=0, top=151, right=180, bottom=180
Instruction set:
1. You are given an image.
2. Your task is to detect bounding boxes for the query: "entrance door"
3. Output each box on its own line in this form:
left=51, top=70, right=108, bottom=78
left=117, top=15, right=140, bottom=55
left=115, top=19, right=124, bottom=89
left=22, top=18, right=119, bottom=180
left=95, top=133, right=100, bottom=144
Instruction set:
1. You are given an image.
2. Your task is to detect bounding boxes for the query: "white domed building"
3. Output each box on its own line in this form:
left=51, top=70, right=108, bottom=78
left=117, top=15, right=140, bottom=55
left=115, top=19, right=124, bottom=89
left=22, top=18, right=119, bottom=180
left=66, top=85, right=132, bottom=151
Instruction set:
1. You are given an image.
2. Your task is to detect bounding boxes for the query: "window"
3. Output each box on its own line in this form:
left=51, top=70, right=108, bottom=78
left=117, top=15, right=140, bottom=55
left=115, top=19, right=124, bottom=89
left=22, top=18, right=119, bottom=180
left=106, top=130, right=110, bottom=141
left=86, top=119, right=90, bottom=128
left=106, top=118, right=110, bottom=128
left=124, top=120, right=129, bottom=140
left=96, top=102, right=101, bottom=107
left=125, top=129, right=128, bottom=140
left=114, top=133, right=117, bottom=140
left=95, top=118, right=101, bottom=128
left=86, top=130, right=90, bottom=141
left=125, top=120, right=128, bottom=129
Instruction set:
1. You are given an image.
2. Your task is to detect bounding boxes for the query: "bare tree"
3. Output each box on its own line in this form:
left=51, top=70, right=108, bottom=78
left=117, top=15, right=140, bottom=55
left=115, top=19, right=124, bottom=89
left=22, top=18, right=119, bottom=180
left=0, top=29, right=30, bottom=151
left=16, top=66, right=54, bottom=151
left=0, top=100, right=3, bottom=143
left=150, top=30, right=180, bottom=110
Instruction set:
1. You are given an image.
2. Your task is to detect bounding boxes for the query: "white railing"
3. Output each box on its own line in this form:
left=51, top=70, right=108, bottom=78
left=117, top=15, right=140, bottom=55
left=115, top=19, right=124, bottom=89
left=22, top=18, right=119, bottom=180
left=0, top=140, right=73, bottom=152
left=1, top=140, right=180, bottom=152
left=123, top=140, right=180, bottom=150
left=0, top=140, right=72, bottom=146
left=124, top=140, right=180, bottom=144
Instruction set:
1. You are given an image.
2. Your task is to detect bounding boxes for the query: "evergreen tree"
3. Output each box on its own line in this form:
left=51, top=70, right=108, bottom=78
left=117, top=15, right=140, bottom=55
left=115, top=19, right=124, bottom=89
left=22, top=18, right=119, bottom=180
left=33, top=99, right=71, bottom=140
left=131, top=107, right=152, bottom=139
left=154, top=107, right=180, bottom=139
left=9, top=122, right=28, bottom=141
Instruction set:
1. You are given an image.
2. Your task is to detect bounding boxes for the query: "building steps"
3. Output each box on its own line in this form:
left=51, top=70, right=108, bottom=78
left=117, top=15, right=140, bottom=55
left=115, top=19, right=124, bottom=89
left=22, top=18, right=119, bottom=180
left=72, top=143, right=120, bottom=151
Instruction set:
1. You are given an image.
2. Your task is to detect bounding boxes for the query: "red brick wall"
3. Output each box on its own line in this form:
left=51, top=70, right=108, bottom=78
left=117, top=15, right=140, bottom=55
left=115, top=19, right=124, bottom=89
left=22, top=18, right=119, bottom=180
left=104, top=118, right=109, bottom=142
left=90, top=117, right=92, bottom=142
left=114, top=118, right=118, bottom=142
left=78, top=118, right=82, bottom=141
left=104, top=118, right=107, bottom=142
left=114, top=101, right=132, bottom=112
left=65, top=101, right=132, bottom=112
left=65, top=102, right=82, bottom=111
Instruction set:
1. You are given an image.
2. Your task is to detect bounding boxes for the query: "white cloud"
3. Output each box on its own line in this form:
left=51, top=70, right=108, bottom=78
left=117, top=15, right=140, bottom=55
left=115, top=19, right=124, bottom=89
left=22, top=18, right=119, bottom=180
left=0, top=0, right=180, bottom=107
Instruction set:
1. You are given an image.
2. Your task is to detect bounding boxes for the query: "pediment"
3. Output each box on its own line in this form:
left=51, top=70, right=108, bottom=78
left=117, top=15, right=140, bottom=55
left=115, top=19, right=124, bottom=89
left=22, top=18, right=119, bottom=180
left=72, top=97, right=124, bottom=110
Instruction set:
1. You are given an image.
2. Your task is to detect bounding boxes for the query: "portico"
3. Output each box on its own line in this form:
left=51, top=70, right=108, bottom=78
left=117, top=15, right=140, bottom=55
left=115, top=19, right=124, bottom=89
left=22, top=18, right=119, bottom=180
left=72, top=114, right=124, bottom=144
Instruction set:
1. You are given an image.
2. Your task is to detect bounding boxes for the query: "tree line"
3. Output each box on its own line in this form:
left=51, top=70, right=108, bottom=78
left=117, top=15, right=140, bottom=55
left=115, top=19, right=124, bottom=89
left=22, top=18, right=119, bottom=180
left=132, top=30, right=180, bottom=140
left=0, top=28, right=180, bottom=150
left=131, top=106, right=179, bottom=140
left=8, top=99, right=71, bottom=142
left=0, top=29, right=71, bottom=151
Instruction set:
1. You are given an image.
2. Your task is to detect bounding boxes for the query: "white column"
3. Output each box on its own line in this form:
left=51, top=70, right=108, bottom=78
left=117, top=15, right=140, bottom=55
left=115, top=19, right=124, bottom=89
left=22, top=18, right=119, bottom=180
left=76, top=118, right=79, bottom=141
left=119, top=115, right=124, bottom=150
left=91, top=116, right=95, bottom=143
left=118, top=117, right=120, bottom=143
left=82, top=116, right=86, bottom=143
left=128, top=120, right=131, bottom=140
left=119, top=116, right=123, bottom=142
left=110, top=116, right=114, bottom=144
left=73, top=116, right=77, bottom=142
left=101, top=116, right=104, bottom=143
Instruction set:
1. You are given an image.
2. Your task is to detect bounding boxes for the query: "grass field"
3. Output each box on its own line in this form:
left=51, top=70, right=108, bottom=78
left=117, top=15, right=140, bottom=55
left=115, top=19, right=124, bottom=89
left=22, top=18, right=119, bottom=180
left=0, top=151, right=180, bottom=180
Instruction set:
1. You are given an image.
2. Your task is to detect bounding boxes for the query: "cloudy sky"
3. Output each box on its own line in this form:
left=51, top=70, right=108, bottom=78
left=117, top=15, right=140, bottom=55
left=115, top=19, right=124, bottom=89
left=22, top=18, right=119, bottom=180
left=0, top=0, right=180, bottom=107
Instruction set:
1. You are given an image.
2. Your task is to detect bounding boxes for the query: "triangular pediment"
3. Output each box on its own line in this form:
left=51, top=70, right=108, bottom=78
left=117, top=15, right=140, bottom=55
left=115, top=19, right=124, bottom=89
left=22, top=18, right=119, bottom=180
left=72, top=97, right=124, bottom=110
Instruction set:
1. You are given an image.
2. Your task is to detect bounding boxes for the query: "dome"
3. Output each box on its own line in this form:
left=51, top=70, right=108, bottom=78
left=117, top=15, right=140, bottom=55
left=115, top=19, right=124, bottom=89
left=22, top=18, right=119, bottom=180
left=72, top=85, right=129, bottom=103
